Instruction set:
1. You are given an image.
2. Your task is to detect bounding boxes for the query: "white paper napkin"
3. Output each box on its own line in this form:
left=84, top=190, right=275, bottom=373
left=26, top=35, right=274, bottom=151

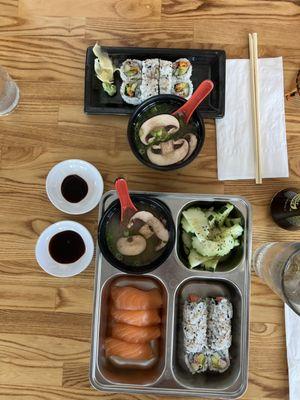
left=285, top=304, right=300, bottom=400
left=215, top=57, right=289, bottom=180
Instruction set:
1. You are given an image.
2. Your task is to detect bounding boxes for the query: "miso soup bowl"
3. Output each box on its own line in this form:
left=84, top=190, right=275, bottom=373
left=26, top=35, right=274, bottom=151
left=127, top=95, right=205, bottom=171
left=98, top=194, right=175, bottom=274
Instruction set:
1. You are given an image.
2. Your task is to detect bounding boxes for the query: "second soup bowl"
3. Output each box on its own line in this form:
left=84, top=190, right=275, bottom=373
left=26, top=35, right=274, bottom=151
left=98, top=194, right=175, bottom=274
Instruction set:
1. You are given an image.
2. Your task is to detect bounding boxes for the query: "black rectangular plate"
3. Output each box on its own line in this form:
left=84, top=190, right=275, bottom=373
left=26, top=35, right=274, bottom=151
left=84, top=46, right=226, bottom=118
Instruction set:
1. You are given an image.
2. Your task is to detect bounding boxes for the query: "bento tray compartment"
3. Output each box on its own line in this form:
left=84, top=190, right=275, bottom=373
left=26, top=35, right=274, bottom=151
left=84, top=46, right=225, bottom=118
left=176, top=200, right=245, bottom=273
left=172, top=278, right=243, bottom=391
left=97, top=274, right=167, bottom=385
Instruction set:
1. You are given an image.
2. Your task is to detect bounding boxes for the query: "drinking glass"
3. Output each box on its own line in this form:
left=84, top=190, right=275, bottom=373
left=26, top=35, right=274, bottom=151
left=0, top=66, right=19, bottom=115
left=253, top=242, right=300, bottom=315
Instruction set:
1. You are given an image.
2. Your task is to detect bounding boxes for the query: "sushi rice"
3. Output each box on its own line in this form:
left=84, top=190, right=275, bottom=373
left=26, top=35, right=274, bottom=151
left=142, top=59, right=159, bottom=80
left=159, top=60, right=173, bottom=94
left=207, top=297, right=233, bottom=351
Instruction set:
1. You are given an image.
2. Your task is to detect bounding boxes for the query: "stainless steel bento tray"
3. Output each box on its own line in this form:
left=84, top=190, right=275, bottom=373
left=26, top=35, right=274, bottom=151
left=90, top=190, right=252, bottom=399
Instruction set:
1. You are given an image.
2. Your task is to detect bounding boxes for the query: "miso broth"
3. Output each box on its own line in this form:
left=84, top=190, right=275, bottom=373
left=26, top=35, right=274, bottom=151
left=105, top=203, right=169, bottom=267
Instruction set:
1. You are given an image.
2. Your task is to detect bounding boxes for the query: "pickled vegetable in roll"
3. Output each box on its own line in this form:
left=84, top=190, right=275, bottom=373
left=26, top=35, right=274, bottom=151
left=185, top=351, right=208, bottom=374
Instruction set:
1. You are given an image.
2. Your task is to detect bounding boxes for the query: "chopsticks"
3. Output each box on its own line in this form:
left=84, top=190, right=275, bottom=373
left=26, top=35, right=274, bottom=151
left=248, top=32, right=262, bottom=184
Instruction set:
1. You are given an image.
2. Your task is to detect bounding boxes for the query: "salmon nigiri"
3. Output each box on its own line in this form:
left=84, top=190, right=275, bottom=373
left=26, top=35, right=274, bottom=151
left=111, top=323, right=161, bottom=344
left=104, top=337, right=153, bottom=360
left=111, top=286, right=162, bottom=310
left=111, top=306, right=161, bottom=327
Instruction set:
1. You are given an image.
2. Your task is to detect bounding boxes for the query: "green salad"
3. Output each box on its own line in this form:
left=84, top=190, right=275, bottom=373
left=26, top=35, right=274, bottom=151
left=181, top=203, right=243, bottom=271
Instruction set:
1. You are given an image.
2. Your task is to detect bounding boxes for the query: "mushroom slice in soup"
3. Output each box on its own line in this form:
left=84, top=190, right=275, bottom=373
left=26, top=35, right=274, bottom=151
left=139, top=114, right=180, bottom=145
left=128, top=211, right=169, bottom=244
left=116, top=235, right=147, bottom=256
left=184, top=133, right=198, bottom=158
left=147, top=138, right=189, bottom=166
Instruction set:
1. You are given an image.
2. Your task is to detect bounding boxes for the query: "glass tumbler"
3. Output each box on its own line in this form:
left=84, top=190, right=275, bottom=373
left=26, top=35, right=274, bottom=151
left=253, top=242, right=300, bottom=315
left=0, top=66, right=19, bottom=115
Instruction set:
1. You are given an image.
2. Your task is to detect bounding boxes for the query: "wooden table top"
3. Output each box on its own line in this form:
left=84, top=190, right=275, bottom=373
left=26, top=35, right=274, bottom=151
left=1, top=1, right=300, bottom=399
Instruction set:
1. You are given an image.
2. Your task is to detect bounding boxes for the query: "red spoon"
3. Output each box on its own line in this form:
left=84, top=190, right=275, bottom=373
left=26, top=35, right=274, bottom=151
left=172, top=79, right=214, bottom=124
left=115, top=178, right=137, bottom=223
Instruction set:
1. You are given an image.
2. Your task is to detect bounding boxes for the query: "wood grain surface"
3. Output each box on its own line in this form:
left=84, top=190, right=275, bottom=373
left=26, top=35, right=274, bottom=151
left=0, top=0, right=300, bottom=399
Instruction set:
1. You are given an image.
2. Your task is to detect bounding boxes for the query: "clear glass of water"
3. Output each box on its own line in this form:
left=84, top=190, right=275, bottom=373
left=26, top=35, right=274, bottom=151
left=0, top=66, right=19, bottom=115
left=253, top=242, right=300, bottom=315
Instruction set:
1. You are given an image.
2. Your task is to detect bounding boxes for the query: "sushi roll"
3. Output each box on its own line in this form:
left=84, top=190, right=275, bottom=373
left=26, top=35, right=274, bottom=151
left=208, top=349, right=230, bottom=373
left=185, top=351, right=208, bottom=374
left=140, top=79, right=159, bottom=101
left=159, top=60, right=173, bottom=94
left=183, top=294, right=208, bottom=373
left=120, top=79, right=142, bottom=105
left=142, top=59, right=159, bottom=80
left=173, top=58, right=192, bottom=81
left=172, top=80, right=193, bottom=100
left=120, top=59, right=142, bottom=81
left=207, top=297, right=233, bottom=351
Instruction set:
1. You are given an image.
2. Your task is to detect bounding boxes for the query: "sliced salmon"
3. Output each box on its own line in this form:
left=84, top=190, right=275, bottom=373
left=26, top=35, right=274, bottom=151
left=104, top=337, right=153, bottom=360
left=111, top=323, right=161, bottom=344
left=111, top=286, right=162, bottom=310
left=111, top=306, right=161, bottom=327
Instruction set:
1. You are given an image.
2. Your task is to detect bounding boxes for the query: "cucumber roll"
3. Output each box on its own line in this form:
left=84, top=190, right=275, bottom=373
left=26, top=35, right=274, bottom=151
left=173, top=58, right=192, bottom=81
left=172, top=80, right=193, bottom=100
left=208, top=349, right=230, bottom=373
left=159, top=60, right=173, bottom=94
left=207, top=297, right=233, bottom=351
left=185, top=352, right=208, bottom=374
left=120, top=59, right=142, bottom=81
left=120, top=79, right=142, bottom=105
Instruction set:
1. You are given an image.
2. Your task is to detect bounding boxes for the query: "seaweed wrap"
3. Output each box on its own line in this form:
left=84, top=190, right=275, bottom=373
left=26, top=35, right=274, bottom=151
left=207, top=297, right=233, bottom=351
left=172, top=80, right=193, bottom=100
left=173, top=58, right=192, bottom=81
left=120, top=59, right=142, bottom=81
left=208, top=349, right=230, bottom=373
left=159, top=60, right=173, bottom=94
left=120, top=79, right=142, bottom=105
left=185, top=352, right=208, bottom=374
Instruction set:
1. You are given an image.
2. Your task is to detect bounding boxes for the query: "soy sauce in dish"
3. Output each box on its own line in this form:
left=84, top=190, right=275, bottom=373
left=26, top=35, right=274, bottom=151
left=61, top=175, right=88, bottom=203
left=49, top=231, right=85, bottom=263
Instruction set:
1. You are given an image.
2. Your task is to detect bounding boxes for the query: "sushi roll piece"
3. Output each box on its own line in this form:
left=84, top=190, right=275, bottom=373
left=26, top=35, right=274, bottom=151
left=120, top=79, right=142, bottom=105
left=207, top=297, right=233, bottom=351
left=182, top=294, right=208, bottom=360
left=172, top=80, right=193, bottom=100
left=208, top=349, right=230, bottom=373
left=173, top=58, right=192, bottom=81
left=140, top=79, right=159, bottom=101
left=159, top=60, right=173, bottom=94
left=120, top=59, right=142, bottom=81
left=142, top=59, right=159, bottom=80
left=185, top=351, right=208, bottom=374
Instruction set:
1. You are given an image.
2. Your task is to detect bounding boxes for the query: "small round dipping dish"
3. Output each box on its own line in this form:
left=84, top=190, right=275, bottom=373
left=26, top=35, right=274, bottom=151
left=98, top=195, right=175, bottom=274
left=46, top=159, right=104, bottom=215
left=35, top=221, right=94, bottom=277
left=127, top=95, right=205, bottom=171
